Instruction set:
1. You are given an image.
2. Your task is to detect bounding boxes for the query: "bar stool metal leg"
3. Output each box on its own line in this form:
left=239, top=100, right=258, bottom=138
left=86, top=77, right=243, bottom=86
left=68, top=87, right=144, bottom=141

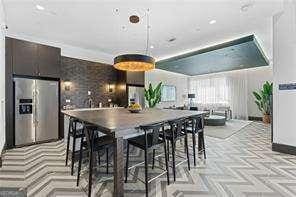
left=77, top=137, right=83, bottom=186
left=88, top=140, right=94, bottom=197
left=192, top=132, right=197, bottom=166
left=185, top=132, right=190, bottom=171
left=106, top=148, right=109, bottom=174
left=71, top=131, right=76, bottom=176
left=171, top=140, right=176, bottom=182
left=65, top=121, right=71, bottom=166
left=152, top=149, right=155, bottom=169
left=202, top=131, right=206, bottom=159
left=98, top=151, right=101, bottom=165
left=163, top=138, right=170, bottom=185
left=167, top=140, right=170, bottom=161
left=144, top=149, right=148, bottom=197
left=125, top=143, right=130, bottom=183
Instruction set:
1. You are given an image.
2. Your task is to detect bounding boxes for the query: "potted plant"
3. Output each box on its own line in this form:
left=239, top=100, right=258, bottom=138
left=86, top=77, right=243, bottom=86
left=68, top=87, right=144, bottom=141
left=144, top=82, right=162, bottom=108
left=253, top=81, right=273, bottom=124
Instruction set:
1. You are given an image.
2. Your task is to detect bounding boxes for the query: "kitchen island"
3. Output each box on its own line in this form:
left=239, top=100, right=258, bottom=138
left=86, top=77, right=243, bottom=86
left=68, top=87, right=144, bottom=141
left=62, top=108, right=205, bottom=197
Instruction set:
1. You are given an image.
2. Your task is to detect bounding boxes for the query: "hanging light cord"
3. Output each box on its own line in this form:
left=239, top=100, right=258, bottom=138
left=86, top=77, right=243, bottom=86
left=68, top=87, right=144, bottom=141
left=145, top=9, right=150, bottom=55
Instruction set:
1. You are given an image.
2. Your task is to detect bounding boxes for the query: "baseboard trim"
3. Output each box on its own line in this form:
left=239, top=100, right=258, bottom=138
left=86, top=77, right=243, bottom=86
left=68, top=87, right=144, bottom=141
left=248, top=116, right=263, bottom=121
left=272, top=143, right=296, bottom=155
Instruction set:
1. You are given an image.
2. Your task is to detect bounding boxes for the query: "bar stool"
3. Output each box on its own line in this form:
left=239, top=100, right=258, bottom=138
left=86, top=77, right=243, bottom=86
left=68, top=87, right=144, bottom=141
left=125, top=122, right=170, bottom=197
left=76, top=123, right=114, bottom=197
left=186, top=115, right=206, bottom=166
left=65, top=117, right=85, bottom=175
left=162, top=118, right=190, bottom=182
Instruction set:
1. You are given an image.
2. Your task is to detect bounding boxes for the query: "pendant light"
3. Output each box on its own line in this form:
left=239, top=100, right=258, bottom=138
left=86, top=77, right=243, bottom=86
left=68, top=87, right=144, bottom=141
left=114, top=9, right=155, bottom=72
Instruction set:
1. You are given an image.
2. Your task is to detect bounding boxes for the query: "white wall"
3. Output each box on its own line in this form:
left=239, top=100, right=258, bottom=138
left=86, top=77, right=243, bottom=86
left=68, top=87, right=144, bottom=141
left=273, top=0, right=296, bottom=146
left=145, top=69, right=188, bottom=108
left=247, top=67, right=273, bottom=117
left=0, top=1, right=6, bottom=153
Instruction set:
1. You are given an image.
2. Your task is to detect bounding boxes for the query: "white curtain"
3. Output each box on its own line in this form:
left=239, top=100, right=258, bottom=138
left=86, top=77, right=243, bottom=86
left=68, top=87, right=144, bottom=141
left=189, top=71, right=248, bottom=120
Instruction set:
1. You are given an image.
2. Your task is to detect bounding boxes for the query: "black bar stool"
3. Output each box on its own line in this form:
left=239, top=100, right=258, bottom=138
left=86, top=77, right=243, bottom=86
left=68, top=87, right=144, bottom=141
left=125, top=122, right=170, bottom=197
left=65, top=117, right=85, bottom=175
left=162, top=118, right=190, bottom=182
left=186, top=115, right=206, bottom=166
left=76, top=123, right=114, bottom=197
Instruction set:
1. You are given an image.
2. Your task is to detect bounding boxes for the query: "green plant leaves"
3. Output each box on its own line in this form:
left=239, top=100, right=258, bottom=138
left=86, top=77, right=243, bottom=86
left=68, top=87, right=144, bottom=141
left=253, top=81, right=272, bottom=115
left=144, top=82, right=162, bottom=108
left=253, top=91, right=261, bottom=100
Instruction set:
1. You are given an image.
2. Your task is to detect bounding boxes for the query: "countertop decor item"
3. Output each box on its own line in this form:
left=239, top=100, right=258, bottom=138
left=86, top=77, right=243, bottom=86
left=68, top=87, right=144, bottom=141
left=127, top=103, right=142, bottom=113
left=253, top=81, right=272, bottom=124
left=144, top=82, right=162, bottom=108
left=188, top=93, right=195, bottom=107
left=113, top=9, right=155, bottom=72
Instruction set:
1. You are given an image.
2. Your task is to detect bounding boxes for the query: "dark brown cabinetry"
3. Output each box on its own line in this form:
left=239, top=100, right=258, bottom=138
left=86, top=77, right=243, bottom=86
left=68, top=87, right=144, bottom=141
left=12, top=38, right=61, bottom=78
left=126, top=71, right=145, bottom=86
left=12, top=39, right=37, bottom=76
left=37, top=44, right=61, bottom=78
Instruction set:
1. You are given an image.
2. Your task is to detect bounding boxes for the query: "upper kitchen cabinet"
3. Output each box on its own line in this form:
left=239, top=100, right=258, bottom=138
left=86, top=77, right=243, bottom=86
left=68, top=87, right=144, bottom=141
left=12, top=38, right=37, bottom=76
left=37, top=44, right=61, bottom=78
left=126, top=71, right=145, bottom=86
left=11, top=38, right=61, bottom=78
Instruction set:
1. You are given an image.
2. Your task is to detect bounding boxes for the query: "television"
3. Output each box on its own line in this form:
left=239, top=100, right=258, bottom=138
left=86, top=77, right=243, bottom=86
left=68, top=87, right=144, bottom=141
left=161, top=85, right=176, bottom=102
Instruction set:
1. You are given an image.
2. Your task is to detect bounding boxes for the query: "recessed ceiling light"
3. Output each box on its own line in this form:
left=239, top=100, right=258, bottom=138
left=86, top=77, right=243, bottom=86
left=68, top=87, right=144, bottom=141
left=150, top=45, right=154, bottom=49
left=209, top=20, right=216, bottom=25
left=36, top=5, right=45, bottom=10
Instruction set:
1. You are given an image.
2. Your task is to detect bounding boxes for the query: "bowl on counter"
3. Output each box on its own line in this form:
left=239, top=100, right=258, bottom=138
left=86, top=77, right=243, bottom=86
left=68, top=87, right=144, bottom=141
left=127, top=103, right=142, bottom=113
left=128, top=108, right=142, bottom=113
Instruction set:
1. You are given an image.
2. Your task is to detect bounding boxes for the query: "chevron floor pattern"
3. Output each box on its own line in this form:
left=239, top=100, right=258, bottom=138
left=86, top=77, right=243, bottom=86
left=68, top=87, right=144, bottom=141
left=1, top=122, right=296, bottom=197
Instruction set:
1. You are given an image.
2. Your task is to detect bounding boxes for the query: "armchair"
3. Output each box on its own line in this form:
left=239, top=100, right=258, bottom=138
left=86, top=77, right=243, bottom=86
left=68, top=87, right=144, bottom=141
left=212, top=106, right=232, bottom=120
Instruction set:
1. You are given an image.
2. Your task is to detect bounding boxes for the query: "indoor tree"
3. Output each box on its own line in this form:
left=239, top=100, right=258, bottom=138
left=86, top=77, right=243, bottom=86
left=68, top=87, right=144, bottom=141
left=253, top=81, right=273, bottom=124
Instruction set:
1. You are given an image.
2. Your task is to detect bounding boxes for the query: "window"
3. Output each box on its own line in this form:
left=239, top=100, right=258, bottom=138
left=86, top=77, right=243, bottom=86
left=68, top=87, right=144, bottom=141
left=189, top=77, right=229, bottom=105
left=161, top=85, right=176, bottom=102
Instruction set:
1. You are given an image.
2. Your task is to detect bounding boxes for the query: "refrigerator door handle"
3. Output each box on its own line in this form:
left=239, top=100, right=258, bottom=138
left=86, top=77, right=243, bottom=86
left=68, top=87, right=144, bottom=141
left=35, top=90, right=38, bottom=127
left=33, top=90, right=37, bottom=141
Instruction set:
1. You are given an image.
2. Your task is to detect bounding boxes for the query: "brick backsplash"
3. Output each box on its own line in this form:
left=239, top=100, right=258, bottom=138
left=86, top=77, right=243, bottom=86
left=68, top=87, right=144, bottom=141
left=60, top=56, right=120, bottom=108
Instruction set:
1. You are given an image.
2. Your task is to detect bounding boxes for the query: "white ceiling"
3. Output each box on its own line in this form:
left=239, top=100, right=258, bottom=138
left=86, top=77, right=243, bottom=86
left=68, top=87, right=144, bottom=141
left=3, top=0, right=283, bottom=64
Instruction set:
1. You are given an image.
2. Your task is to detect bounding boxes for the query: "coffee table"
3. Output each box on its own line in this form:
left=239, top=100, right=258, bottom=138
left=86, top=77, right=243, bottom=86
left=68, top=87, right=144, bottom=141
left=205, top=115, right=226, bottom=126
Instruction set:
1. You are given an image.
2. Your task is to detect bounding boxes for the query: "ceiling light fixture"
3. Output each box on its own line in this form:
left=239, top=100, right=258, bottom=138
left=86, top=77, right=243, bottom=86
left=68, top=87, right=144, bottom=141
left=114, top=9, right=155, bottom=72
left=209, top=20, right=216, bottom=24
left=36, top=5, right=45, bottom=10
left=150, top=45, right=154, bottom=49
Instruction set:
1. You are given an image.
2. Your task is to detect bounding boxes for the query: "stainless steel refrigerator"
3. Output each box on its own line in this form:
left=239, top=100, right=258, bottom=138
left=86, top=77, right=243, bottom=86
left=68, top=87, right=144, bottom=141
left=128, top=86, right=145, bottom=108
left=14, top=77, right=59, bottom=146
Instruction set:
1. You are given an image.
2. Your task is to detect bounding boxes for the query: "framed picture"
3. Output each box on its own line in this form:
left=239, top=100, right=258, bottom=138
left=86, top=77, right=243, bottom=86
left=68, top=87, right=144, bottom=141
left=161, top=85, right=176, bottom=102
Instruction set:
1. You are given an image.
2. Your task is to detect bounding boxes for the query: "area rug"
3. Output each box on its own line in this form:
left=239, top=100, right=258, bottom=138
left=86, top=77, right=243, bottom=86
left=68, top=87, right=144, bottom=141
left=204, top=119, right=252, bottom=139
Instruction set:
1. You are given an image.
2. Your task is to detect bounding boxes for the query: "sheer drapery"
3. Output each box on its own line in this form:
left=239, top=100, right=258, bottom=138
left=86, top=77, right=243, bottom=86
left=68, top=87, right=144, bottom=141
left=189, top=77, right=229, bottom=105
left=189, top=71, right=248, bottom=120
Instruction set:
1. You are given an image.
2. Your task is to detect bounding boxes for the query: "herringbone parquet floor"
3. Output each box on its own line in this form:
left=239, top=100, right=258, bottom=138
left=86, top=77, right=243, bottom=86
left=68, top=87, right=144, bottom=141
left=1, top=122, right=296, bottom=197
